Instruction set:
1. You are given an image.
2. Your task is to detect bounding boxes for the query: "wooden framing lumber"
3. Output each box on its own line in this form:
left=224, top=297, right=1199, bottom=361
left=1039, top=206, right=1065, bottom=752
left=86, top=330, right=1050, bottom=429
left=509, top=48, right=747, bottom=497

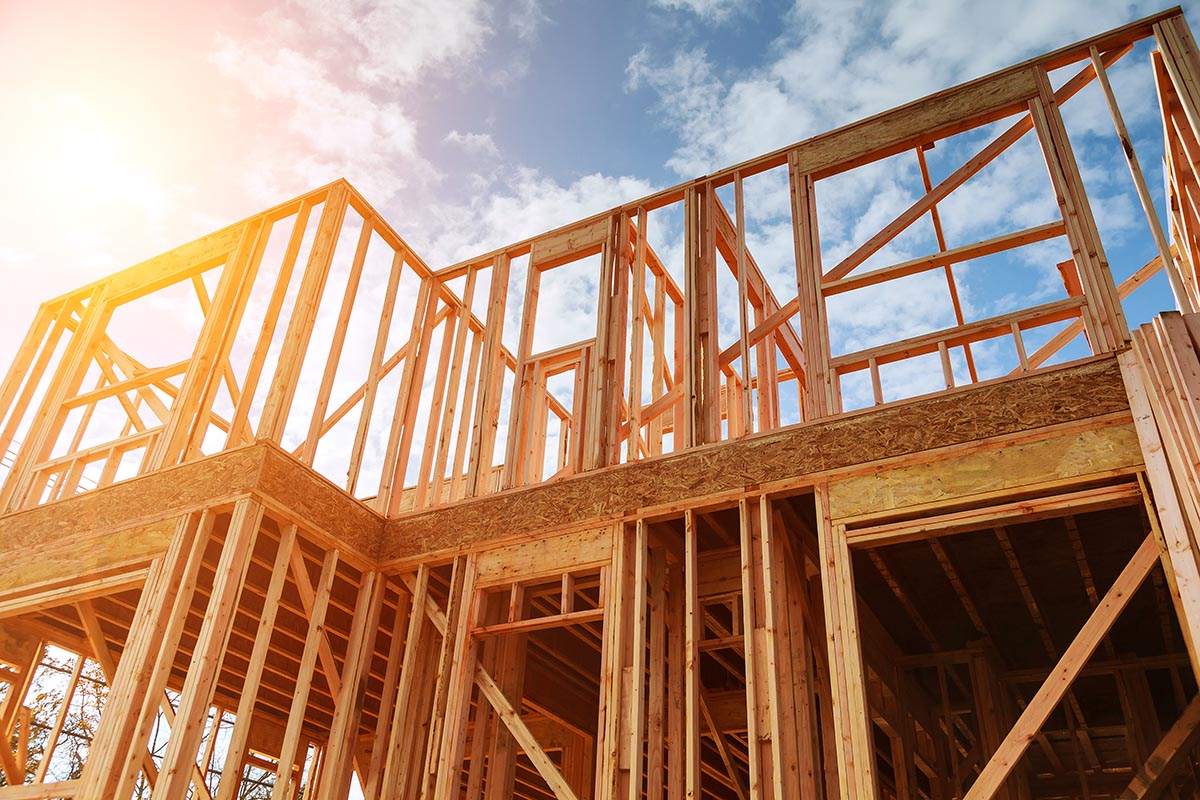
left=3, top=11, right=1200, bottom=800
left=1117, top=693, right=1200, bottom=799
left=963, top=534, right=1160, bottom=800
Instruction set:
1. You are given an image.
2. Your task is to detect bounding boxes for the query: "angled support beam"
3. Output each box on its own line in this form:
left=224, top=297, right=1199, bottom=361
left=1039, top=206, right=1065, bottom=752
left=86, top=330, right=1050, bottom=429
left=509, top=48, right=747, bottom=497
left=1118, top=693, right=1200, bottom=800
left=964, top=534, right=1159, bottom=799
left=475, top=661, right=581, bottom=800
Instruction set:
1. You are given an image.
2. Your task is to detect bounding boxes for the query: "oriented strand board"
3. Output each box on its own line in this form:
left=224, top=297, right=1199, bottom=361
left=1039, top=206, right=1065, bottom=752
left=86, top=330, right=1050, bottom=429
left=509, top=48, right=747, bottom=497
left=474, top=526, right=613, bottom=586
left=0, top=443, right=386, bottom=569
left=0, top=623, right=40, bottom=664
left=0, top=518, right=175, bottom=597
left=255, top=442, right=384, bottom=560
left=381, top=357, right=1130, bottom=559
left=827, top=423, right=1144, bottom=520
left=795, top=68, right=1039, bottom=179
left=0, top=445, right=266, bottom=556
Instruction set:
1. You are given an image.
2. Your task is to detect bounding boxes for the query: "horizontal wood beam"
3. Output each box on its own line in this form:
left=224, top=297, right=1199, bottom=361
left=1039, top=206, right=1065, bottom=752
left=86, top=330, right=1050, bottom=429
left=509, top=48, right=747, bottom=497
left=0, top=781, right=82, bottom=799
left=822, top=221, right=1067, bottom=296
left=382, top=357, right=1130, bottom=561
left=844, top=482, right=1143, bottom=548
left=472, top=607, right=605, bottom=637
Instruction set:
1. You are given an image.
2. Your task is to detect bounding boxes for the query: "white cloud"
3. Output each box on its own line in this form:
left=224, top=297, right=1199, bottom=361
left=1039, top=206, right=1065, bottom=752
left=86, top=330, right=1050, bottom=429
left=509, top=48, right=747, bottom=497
left=444, top=129, right=500, bottom=157
left=211, top=36, right=433, bottom=206
left=631, top=0, right=1166, bottom=178
left=209, top=1, right=553, bottom=208
left=510, top=0, right=550, bottom=40
left=626, top=0, right=1170, bottom=406
left=420, top=168, right=659, bottom=266
left=650, top=0, right=748, bottom=24
left=283, top=0, right=492, bottom=86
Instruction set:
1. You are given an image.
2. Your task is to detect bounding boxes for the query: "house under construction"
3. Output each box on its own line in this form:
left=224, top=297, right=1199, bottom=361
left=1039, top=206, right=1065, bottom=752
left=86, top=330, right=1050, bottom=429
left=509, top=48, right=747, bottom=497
left=6, top=7, right=1200, bottom=800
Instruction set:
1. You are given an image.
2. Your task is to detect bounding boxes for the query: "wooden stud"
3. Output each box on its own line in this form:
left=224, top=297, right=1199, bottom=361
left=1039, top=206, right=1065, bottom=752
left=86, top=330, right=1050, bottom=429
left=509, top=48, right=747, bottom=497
left=271, top=547, right=340, bottom=800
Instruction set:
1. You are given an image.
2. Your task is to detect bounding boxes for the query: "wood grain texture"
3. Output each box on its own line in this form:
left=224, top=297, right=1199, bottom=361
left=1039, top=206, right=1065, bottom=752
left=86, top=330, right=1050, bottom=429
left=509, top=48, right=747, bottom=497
left=0, top=444, right=265, bottom=556
left=827, top=423, right=1143, bottom=520
left=795, top=67, right=1040, bottom=179
left=380, top=357, right=1132, bottom=560
left=0, top=441, right=385, bottom=571
left=255, top=442, right=384, bottom=559
left=0, top=518, right=174, bottom=597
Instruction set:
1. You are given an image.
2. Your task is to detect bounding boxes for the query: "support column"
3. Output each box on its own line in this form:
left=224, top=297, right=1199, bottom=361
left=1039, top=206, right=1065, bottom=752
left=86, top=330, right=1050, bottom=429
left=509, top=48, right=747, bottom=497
left=79, top=509, right=211, bottom=800
left=788, top=161, right=836, bottom=419
left=683, top=185, right=720, bottom=447
left=815, top=482, right=876, bottom=800
left=596, top=523, right=641, bottom=800
left=153, top=499, right=264, bottom=800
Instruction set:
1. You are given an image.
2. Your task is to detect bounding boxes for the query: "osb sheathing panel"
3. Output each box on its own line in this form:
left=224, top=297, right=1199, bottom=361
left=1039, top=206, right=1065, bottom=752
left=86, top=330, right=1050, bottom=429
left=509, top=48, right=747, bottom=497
left=0, top=518, right=175, bottom=596
left=474, top=526, right=614, bottom=586
left=255, top=443, right=384, bottom=559
left=0, top=621, right=40, bottom=662
left=0, top=445, right=267, bottom=557
left=795, top=67, right=1038, bottom=177
left=0, top=443, right=387, bottom=570
left=381, top=357, right=1131, bottom=559
left=827, top=423, right=1143, bottom=520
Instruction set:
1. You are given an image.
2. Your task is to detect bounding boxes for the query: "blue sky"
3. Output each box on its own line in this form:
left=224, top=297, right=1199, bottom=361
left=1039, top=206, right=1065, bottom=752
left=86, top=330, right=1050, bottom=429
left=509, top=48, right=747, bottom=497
left=0, top=0, right=1196, bottom=404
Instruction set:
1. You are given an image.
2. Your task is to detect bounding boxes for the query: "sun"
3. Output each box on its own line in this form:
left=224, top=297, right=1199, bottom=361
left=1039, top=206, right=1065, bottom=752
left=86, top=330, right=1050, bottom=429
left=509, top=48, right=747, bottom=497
left=27, top=94, right=169, bottom=221
left=53, top=119, right=121, bottom=191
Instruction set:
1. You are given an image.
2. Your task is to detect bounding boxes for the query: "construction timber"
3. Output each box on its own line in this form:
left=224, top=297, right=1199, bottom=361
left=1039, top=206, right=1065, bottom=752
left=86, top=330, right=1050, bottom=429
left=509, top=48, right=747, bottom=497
left=6, top=7, right=1200, bottom=799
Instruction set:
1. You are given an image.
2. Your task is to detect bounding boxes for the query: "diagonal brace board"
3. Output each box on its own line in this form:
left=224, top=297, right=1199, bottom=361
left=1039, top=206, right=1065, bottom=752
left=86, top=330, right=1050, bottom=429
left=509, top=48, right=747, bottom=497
left=964, top=533, right=1159, bottom=799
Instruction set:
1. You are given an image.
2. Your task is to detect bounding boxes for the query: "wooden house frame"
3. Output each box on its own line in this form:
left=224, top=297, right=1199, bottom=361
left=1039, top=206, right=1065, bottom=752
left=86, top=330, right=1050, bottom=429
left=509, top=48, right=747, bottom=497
left=3, top=7, right=1200, bottom=799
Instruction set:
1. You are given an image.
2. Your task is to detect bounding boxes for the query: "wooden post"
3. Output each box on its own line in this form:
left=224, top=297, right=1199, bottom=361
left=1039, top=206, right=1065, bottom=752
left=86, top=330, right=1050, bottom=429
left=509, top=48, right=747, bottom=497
left=225, top=199, right=315, bottom=449
left=467, top=254, right=512, bottom=496
left=79, top=510, right=210, bottom=800
left=1120, top=345, right=1200, bottom=678
left=683, top=510, right=702, bottom=800
left=346, top=246, right=406, bottom=494
left=318, top=571, right=388, bottom=798
left=503, top=255, right=542, bottom=490
left=585, top=213, right=632, bottom=471
left=153, top=499, right=264, bottom=800
left=646, top=546, right=668, bottom=798
left=739, top=498, right=768, bottom=797
left=163, top=217, right=270, bottom=466
left=483, top=624, right=531, bottom=800
left=815, top=483, right=875, bottom=800
left=271, top=548, right=340, bottom=800
left=597, top=523, right=637, bottom=800
left=431, top=556, right=480, bottom=800
left=1030, top=70, right=1128, bottom=350
left=629, top=208, right=649, bottom=460
left=258, top=184, right=350, bottom=441
left=789, top=162, right=836, bottom=419
left=683, top=186, right=720, bottom=447
left=626, top=520, right=649, bottom=800
left=379, top=566, right=431, bottom=799
left=299, top=215, right=374, bottom=466
left=377, top=277, right=437, bottom=513
left=215, top=525, right=298, bottom=800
